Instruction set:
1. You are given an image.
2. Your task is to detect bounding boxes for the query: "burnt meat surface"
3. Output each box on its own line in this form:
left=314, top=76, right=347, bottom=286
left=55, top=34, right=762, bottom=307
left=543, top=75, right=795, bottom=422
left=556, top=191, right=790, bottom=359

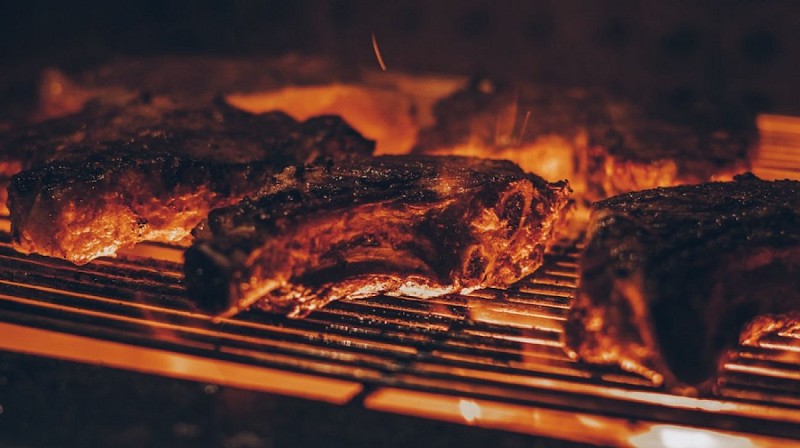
left=415, top=77, right=756, bottom=202
left=564, top=174, right=800, bottom=394
left=185, top=155, right=571, bottom=318
left=0, top=95, right=179, bottom=214
left=413, top=78, right=606, bottom=188
left=2, top=96, right=180, bottom=172
left=585, top=98, right=756, bottom=200
left=414, top=78, right=605, bottom=153
left=8, top=97, right=374, bottom=264
left=36, top=54, right=358, bottom=120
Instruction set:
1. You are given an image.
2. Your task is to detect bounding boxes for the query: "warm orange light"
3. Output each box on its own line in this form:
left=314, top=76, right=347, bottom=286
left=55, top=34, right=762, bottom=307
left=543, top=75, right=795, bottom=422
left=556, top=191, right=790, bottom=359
left=629, top=425, right=755, bottom=448
left=366, top=388, right=791, bottom=447
left=458, top=399, right=482, bottom=424
left=466, top=298, right=565, bottom=332
left=358, top=71, right=466, bottom=129
left=753, top=113, right=800, bottom=180
left=226, top=85, right=418, bottom=154
left=0, top=321, right=362, bottom=404
left=119, top=241, right=185, bottom=264
left=424, top=136, right=579, bottom=185
left=757, top=114, right=800, bottom=135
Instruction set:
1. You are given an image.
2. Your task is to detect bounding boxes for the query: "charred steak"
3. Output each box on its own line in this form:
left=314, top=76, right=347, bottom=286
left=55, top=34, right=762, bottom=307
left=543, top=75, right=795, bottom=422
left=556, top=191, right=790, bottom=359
left=36, top=54, right=358, bottom=120
left=564, top=174, right=800, bottom=394
left=0, top=95, right=180, bottom=215
left=416, top=78, right=756, bottom=204
left=8, top=97, right=373, bottom=264
left=414, top=78, right=605, bottom=188
left=184, top=156, right=572, bottom=318
left=585, top=98, right=755, bottom=202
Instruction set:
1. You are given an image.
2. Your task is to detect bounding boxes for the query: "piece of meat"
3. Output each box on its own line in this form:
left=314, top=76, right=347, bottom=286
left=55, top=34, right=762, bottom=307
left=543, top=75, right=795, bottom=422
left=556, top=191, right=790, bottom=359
left=0, top=95, right=186, bottom=215
left=8, top=97, right=374, bottom=264
left=3, top=95, right=175, bottom=166
left=564, top=174, right=800, bottom=395
left=35, top=54, right=359, bottom=120
left=585, top=99, right=756, bottom=202
left=3, top=55, right=372, bottom=216
left=0, top=55, right=365, bottom=216
left=184, top=155, right=572, bottom=318
left=414, top=78, right=603, bottom=189
left=416, top=78, right=756, bottom=205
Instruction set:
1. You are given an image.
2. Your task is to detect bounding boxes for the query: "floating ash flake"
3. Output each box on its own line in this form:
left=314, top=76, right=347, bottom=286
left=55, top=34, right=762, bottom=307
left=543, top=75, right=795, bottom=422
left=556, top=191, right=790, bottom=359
left=371, top=31, right=388, bottom=71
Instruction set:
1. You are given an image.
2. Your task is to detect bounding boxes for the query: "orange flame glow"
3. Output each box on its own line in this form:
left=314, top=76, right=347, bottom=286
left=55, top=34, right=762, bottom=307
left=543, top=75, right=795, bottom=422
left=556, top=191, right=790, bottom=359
left=227, top=85, right=417, bottom=154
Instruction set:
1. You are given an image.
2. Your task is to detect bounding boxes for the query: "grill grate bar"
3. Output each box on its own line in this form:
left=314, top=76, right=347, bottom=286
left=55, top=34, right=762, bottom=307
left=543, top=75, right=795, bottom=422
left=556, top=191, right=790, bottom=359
left=0, top=237, right=800, bottom=441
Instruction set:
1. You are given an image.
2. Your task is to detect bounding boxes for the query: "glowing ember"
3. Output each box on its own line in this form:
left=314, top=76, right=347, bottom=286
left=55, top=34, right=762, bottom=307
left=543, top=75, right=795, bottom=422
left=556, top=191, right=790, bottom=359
left=371, top=31, right=388, bottom=72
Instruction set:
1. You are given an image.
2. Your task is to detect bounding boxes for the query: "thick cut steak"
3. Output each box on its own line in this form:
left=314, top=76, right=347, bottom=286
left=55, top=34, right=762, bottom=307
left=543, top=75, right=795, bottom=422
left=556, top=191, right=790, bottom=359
left=564, top=174, right=800, bottom=394
left=8, top=97, right=373, bottom=264
left=414, top=78, right=605, bottom=189
left=185, top=155, right=571, bottom=318
left=416, top=78, right=755, bottom=204
left=35, top=54, right=358, bottom=120
left=585, top=98, right=755, bottom=201
left=0, top=95, right=180, bottom=214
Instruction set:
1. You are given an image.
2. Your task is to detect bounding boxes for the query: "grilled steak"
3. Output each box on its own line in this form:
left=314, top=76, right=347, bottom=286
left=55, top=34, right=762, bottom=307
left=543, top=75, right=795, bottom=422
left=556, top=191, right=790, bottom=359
left=414, top=78, right=603, bottom=189
left=34, top=56, right=458, bottom=156
left=585, top=99, right=755, bottom=201
left=416, top=78, right=756, bottom=204
left=0, top=95, right=206, bottom=215
left=564, top=174, right=800, bottom=394
left=8, top=97, right=374, bottom=264
left=36, top=54, right=358, bottom=120
left=0, top=54, right=364, bottom=214
left=184, top=156, right=572, bottom=318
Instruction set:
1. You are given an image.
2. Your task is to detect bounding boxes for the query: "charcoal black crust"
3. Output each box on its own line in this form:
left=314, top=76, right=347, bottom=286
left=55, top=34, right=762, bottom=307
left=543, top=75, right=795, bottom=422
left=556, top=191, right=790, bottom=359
left=185, top=155, right=572, bottom=318
left=566, top=174, right=800, bottom=393
left=7, top=97, right=374, bottom=264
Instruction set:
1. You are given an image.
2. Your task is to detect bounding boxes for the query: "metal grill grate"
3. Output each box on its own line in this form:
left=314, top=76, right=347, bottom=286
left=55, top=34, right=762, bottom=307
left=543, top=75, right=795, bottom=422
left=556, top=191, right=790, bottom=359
left=0, top=225, right=798, bottom=446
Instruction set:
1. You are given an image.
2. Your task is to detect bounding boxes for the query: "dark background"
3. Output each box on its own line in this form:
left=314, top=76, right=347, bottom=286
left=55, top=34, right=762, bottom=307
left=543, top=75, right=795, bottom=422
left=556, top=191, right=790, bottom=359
left=0, top=0, right=798, bottom=114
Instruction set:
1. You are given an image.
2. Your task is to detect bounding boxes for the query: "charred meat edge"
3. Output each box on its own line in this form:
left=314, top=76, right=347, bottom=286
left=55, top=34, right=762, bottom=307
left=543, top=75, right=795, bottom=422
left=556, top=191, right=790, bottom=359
left=8, top=99, right=374, bottom=264
left=185, top=155, right=572, bottom=318
left=564, top=174, right=800, bottom=394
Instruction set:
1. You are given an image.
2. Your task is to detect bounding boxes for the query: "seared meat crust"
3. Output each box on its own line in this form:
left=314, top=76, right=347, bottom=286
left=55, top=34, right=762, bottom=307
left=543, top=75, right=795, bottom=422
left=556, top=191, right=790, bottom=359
left=8, top=98, right=374, bottom=264
left=565, top=174, right=800, bottom=394
left=416, top=78, right=756, bottom=203
left=0, top=96, right=176, bottom=214
left=586, top=99, right=755, bottom=201
left=185, top=155, right=571, bottom=318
